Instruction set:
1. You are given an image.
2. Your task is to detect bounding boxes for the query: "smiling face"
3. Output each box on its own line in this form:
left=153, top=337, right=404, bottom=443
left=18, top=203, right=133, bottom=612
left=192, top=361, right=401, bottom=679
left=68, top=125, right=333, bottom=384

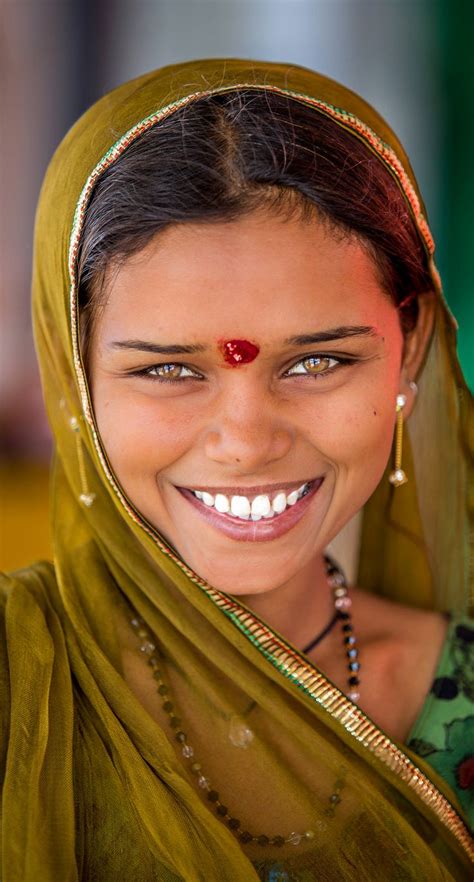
left=88, top=208, right=425, bottom=595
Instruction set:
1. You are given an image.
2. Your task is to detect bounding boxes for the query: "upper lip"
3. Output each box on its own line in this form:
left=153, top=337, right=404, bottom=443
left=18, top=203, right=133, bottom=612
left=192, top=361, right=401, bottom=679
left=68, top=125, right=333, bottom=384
left=178, top=478, right=320, bottom=496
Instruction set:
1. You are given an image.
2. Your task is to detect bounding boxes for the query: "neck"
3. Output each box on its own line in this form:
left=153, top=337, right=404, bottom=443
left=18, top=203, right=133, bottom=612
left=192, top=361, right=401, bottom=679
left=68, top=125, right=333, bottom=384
left=238, top=552, right=334, bottom=652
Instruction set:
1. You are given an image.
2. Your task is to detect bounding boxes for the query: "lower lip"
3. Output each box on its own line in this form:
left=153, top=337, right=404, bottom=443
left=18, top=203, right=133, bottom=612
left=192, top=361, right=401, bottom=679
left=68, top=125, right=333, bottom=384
left=176, top=479, right=324, bottom=542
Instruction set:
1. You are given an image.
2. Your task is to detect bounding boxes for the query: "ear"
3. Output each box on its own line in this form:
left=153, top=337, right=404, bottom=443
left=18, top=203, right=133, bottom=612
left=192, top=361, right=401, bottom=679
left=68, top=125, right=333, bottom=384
left=399, top=291, right=436, bottom=418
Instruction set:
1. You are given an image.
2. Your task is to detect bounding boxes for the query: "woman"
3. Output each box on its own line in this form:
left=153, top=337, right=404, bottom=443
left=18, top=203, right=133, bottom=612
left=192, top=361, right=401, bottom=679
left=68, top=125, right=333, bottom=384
left=1, top=58, right=472, bottom=881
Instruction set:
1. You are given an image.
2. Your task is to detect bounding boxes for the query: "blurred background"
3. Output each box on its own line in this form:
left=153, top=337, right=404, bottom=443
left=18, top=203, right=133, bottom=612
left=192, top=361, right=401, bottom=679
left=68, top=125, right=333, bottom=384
left=1, top=0, right=473, bottom=572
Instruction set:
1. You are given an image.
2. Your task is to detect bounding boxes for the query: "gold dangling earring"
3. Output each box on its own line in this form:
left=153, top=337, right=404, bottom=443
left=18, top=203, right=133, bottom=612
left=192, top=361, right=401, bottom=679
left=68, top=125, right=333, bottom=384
left=388, top=381, right=418, bottom=486
left=388, top=393, right=408, bottom=487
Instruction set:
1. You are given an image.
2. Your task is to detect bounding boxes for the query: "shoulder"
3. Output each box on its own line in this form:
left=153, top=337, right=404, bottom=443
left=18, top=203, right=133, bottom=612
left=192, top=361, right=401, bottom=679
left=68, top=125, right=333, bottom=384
left=0, top=560, right=62, bottom=759
left=348, top=588, right=454, bottom=741
left=0, top=559, right=56, bottom=610
left=350, top=586, right=450, bottom=655
left=0, top=559, right=60, bottom=684
left=352, top=589, right=454, bottom=693
left=0, top=562, right=72, bottom=818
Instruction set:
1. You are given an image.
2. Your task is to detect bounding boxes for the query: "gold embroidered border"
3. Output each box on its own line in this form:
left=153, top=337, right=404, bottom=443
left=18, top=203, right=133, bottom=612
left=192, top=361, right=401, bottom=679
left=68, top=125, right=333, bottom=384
left=67, top=84, right=474, bottom=861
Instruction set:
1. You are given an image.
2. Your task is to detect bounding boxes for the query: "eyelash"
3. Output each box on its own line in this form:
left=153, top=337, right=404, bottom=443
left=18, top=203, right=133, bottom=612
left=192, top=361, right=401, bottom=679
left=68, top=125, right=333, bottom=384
left=131, top=354, right=355, bottom=384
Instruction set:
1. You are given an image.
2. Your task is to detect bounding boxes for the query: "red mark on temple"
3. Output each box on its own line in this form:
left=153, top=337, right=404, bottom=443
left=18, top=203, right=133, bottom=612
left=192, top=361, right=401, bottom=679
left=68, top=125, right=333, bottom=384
left=219, top=339, right=260, bottom=366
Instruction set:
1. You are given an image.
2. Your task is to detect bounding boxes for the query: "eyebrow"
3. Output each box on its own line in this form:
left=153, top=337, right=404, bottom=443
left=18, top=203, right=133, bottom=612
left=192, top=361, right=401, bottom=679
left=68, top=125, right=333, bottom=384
left=110, top=326, right=378, bottom=354
left=110, top=341, right=207, bottom=354
left=284, top=326, right=378, bottom=345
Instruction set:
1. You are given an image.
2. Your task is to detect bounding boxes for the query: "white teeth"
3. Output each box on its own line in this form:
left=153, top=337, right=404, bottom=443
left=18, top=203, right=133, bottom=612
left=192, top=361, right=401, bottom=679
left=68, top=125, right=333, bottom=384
left=191, top=481, right=312, bottom=521
left=287, top=489, right=299, bottom=506
left=214, top=493, right=230, bottom=513
left=251, top=494, right=271, bottom=517
left=231, top=495, right=251, bottom=519
left=272, top=492, right=287, bottom=514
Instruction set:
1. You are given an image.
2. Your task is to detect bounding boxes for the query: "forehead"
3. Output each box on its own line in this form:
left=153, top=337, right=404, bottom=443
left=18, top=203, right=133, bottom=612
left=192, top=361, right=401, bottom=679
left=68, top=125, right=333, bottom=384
left=99, top=210, right=389, bottom=339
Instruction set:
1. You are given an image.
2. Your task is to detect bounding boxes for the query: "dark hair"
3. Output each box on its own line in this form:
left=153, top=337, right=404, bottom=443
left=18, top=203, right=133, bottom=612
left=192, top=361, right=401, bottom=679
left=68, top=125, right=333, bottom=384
left=77, top=88, right=432, bottom=355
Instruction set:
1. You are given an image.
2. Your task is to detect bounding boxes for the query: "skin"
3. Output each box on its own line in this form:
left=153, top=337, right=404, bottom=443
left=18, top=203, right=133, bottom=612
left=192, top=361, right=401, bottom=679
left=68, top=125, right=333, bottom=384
left=89, top=207, right=448, bottom=742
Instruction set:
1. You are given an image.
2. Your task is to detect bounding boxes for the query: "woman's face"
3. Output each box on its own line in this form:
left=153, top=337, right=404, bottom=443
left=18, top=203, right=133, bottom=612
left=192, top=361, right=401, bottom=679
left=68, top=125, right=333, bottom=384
left=89, top=208, right=409, bottom=595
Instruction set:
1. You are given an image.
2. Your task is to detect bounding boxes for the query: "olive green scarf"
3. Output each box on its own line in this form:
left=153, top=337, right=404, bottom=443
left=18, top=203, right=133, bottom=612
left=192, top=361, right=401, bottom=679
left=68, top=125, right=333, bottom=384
left=1, top=58, right=472, bottom=881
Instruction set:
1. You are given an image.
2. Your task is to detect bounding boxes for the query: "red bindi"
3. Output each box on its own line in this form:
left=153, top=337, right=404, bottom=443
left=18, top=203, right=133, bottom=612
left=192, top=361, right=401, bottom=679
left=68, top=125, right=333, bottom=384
left=219, top=339, right=260, bottom=366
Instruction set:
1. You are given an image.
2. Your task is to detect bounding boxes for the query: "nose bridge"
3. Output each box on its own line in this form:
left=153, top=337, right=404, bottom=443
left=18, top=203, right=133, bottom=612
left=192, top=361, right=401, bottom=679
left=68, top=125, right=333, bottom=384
left=204, top=374, right=293, bottom=464
left=222, top=372, right=266, bottom=422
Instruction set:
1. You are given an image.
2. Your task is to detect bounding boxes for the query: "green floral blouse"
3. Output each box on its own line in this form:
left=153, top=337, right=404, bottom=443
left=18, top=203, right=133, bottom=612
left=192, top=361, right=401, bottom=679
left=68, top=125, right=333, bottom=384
left=406, top=613, right=473, bottom=826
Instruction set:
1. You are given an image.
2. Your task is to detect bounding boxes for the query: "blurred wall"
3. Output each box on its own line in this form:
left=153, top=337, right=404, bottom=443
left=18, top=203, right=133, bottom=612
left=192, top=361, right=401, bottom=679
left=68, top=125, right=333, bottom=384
left=1, top=0, right=472, bottom=571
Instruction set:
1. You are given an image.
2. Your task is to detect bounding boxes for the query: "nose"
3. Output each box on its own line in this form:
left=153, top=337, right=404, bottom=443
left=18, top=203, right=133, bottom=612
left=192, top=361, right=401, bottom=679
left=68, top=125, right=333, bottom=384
left=203, top=385, right=293, bottom=469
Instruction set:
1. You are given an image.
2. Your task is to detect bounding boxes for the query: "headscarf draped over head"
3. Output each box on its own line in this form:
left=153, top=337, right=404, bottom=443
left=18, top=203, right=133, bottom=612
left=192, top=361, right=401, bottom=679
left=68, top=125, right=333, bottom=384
left=1, top=59, right=473, bottom=881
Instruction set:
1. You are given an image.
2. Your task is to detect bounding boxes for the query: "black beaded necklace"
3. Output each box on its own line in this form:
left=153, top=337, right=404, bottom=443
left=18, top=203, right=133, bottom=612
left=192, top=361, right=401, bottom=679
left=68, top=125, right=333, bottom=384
left=323, top=553, right=361, bottom=701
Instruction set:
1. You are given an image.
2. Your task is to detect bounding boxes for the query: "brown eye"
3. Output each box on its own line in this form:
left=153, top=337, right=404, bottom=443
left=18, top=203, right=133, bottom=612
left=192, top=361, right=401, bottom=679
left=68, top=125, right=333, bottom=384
left=286, top=355, right=339, bottom=377
left=142, top=362, right=202, bottom=382
left=154, top=363, right=183, bottom=379
left=302, top=356, right=332, bottom=374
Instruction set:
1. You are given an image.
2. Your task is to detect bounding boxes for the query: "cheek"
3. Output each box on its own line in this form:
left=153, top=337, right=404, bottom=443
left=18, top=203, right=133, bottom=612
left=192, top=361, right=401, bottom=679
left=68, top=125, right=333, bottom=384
left=302, top=388, right=395, bottom=473
left=93, top=383, right=197, bottom=482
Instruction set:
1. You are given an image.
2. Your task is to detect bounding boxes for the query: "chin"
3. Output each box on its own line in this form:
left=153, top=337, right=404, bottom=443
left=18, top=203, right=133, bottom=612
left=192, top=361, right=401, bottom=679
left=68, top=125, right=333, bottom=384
left=175, top=543, right=305, bottom=596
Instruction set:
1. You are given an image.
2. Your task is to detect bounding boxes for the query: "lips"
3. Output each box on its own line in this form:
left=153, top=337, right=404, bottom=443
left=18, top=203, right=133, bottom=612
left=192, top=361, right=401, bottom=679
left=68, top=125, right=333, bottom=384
left=176, top=477, right=324, bottom=542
